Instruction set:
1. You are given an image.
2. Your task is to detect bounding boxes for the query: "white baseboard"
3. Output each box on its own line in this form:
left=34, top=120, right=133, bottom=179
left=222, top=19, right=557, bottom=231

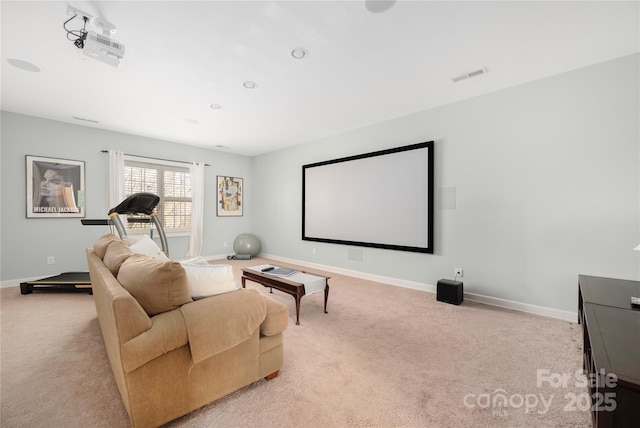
left=256, top=253, right=578, bottom=323
left=463, top=293, right=577, bottom=323
left=3, top=253, right=577, bottom=323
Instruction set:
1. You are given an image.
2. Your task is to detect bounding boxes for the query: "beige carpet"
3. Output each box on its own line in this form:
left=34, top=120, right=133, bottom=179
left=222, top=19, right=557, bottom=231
left=1, top=256, right=591, bottom=427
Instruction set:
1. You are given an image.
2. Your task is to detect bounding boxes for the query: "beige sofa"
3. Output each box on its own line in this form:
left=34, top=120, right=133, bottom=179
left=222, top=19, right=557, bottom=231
left=87, top=234, right=289, bottom=427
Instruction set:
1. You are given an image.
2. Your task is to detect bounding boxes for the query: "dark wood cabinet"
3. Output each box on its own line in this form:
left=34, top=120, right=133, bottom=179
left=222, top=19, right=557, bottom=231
left=578, top=275, right=640, bottom=428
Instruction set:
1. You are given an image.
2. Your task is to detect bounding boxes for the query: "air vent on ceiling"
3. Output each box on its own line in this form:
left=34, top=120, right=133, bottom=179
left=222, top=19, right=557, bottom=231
left=72, top=116, right=100, bottom=124
left=452, top=67, right=488, bottom=83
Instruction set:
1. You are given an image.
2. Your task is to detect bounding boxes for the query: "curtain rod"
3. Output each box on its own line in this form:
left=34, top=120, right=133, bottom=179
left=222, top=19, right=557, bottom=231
left=101, top=150, right=210, bottom=166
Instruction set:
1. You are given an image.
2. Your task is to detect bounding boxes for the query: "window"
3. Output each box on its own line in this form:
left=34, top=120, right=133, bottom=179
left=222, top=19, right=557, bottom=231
left=124, top=159, right=192, bottom=233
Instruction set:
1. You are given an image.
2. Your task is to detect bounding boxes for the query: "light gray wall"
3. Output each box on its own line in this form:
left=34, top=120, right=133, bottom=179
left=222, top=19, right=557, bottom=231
left=1, top=112, right=252, bottom=281
left=252, top=54, right=640, bottom=313
left=2, top=55, right=638, bottom=314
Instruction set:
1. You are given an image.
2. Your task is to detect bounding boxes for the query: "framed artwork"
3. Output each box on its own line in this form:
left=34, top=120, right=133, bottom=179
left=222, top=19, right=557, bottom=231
left=26, top=155, right=85, bottom=218
left=217, top=176, right=243, bottom=216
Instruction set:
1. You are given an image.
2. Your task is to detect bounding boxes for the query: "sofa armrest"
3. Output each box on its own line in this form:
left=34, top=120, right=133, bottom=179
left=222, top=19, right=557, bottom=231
left=120, top=309, right=188, bottom=373
left=180, top=289, right=266, bottom=364
left=260, top=295, right=289, bottom=336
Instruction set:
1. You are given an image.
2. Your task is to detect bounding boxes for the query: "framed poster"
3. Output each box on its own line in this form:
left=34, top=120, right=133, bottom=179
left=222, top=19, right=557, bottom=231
left=217, top=176, right=243, bottom=216
left=26, top=155, right=85, bottom=218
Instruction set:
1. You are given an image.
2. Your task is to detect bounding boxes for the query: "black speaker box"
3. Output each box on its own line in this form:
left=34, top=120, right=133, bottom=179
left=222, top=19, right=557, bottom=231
left=437, top=279, right=463, bottom=305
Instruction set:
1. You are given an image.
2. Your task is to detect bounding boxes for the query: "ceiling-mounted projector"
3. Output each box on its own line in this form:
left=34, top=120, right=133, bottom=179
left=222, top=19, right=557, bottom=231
left=83, top=31, right=125, bottom=67
left=64, top=5, right=125, bottom=67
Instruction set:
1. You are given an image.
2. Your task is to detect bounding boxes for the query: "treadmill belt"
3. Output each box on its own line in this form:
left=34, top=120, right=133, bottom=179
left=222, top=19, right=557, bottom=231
left=21, top=272, right=92, bottom=295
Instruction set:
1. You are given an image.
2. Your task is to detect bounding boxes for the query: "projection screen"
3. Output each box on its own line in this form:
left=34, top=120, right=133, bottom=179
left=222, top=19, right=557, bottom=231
left=302, top=141, right=434, bottom=253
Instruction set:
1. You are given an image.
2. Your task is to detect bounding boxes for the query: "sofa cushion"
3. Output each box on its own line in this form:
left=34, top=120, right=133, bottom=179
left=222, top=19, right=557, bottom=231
left=128, top=235, right=169, bottom=261
left=260, top=294, right=289, bottom=336
left=117, top=254, right=193, bottom=316
left=103, top=239, right=134, bottom=277
left=180, top=259, right=240, bottom=299
left=94, top=233, right=120, bottom=259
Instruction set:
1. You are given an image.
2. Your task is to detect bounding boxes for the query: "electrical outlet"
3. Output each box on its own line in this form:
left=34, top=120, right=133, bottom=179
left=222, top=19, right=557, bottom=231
left=454, top=268, right=463, bottom=278
left=312, top=248, right=317, bottom=255
left=47, top=256, right=55, bottom=265
left=223, top=241, right=228, bottom=248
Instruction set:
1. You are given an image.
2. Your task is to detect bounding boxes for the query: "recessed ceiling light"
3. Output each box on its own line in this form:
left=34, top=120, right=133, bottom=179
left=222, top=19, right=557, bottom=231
left=290, top=47, right=309, bottom=60
left=243, top=81, right=257, bottom=89
left=185, top=118, right=198, bottom=124
left=208, top=103, right=222, bottom=110
left=7, top=58, right=41, bottom=72
left=365, top=0, right=397, bottom=14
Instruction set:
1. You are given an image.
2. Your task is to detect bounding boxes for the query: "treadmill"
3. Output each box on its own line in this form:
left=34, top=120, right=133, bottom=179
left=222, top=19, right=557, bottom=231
left=107, top=192, right=168, bottom=256
left=21, top=193, right=167, bottom=295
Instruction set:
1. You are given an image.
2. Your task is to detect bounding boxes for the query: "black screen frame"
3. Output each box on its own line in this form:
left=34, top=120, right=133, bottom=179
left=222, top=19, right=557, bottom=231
left=302, top=141, right=434, bottom=254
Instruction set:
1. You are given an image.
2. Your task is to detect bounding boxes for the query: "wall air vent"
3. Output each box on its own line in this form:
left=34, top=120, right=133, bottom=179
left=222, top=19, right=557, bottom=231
left=452, top=67, right=488, bottom=83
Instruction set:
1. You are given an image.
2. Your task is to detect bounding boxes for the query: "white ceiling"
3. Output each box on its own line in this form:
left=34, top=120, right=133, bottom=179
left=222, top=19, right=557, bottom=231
left=1, top=1, right=638, bottom=156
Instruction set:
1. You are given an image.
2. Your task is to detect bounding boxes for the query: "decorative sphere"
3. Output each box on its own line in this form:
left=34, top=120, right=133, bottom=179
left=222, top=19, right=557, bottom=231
left=233, top=233, right=261, bottom=256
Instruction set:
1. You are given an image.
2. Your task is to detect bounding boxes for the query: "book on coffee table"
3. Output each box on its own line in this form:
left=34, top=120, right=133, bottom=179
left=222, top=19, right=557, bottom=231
left=267, top=267, right=297, bottom=277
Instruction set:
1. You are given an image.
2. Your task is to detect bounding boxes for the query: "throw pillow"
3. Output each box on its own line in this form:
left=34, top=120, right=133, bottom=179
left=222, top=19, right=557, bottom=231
left=103, top=239, right=134, bottom=277
left=93, top=234, right=119, bottom=259
left=128, top=235, right=169, bottom=261
left=180, top=259, right=240, bottom=299
left=118, top=254, right=193, bottom=316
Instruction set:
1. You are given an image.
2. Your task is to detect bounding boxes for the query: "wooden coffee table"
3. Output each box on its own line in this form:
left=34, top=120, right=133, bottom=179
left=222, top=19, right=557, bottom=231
left=241, top=266, right=329, bottom=325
